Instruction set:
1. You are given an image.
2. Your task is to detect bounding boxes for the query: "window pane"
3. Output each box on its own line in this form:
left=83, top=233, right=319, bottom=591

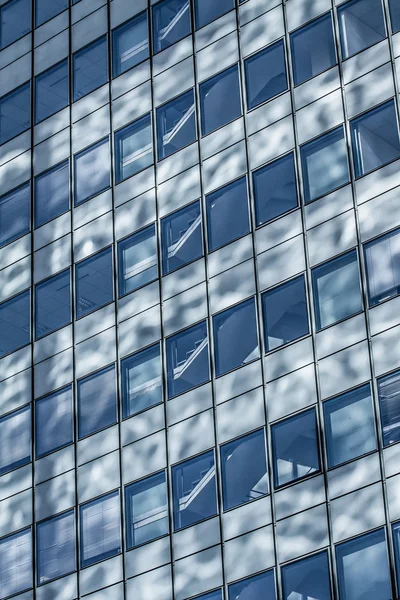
left=118, top=225, right=157, bottom=296
left=80, top=492, right=121, bottom=567
left=206, top=176, right=250, bottom=251
left=194, top=0, right=234, bottom=29
left=338, top=0, right=386, bottom=60
left=290, top=14, right=336, bottom=86
left=272, top=409, right=319, bottom=487
left=377, top=369, right=400, bottom=446
left=161, top=200, right=203, bottom=274
left=121, top=345, right=162, bottom=418
left=35, top=161, right=69, bottom=228
left=0, top=82, right=30, bottom=145
left=112, top=12, right=149, bottom=77
left=36, top=0, right=68, bottom=27
left=153, top=0, right=191, bottom=53
left=75, top=248, right=113, bottom=318
left=200, top=65, right=242, bottom=136
left=336, top=529, right=391, bottom=600
left=0, top=406, right=30, bottom=475
left=37, top=512, right=75, bottom=585
left=262, top=275, right=309, bottom=352
left=213, top=298, right=259, bottom=377
left=351, top=100, right=400, bottom=178
left=156, top=89, right=196, bottom=160
left=220, top=429, right=268, bottom=510
left=324, top=385, right=376, bottom=468
left=244, top=40, right=287, bottom=110
left=166, top=321, right=209, bottom=398
left=172, top=450, right=217, bottom=530
left=364, top=227, right=400, bottom=306
left=252, top=153, right=298, bottom=226
left=301, top=127, right=349, bottom=203
left=389, top=0, right=400, bottom=33
left=0, top=290, right=30, bottom=358
left=35, top=270, right=71, bottom=339
left=0, top=529, right=32, bottom=598
left=35, top=60, right=69, bottom=124
left=35, top=386, right=73, bottom=458
left=115, top=114, right=153, bottom=183
left=228, top=570, right=276, bottom=600
left=393, top=521, right=400, bottom=589
left=74, top=138, right=110, bottom=205
left=196, top=592, right=222, bottom=600
left=312, top=250, right=362, bottom=330
left=282, top=551, right=331, bottom=600
left=125, top=472, right=168, bottom=548
left=78, top=365, right=117, bottom=439
left=0, top=0, right=31, bottom=50
left=73, top=36, right=108, bottom=101
left=0, top=182, right=30, bottom=247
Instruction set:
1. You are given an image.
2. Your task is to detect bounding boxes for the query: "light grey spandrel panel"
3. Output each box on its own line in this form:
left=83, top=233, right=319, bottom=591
left=153, top=57, right=194, bottom=107
left=122, top=430, right=166, bottom=484
left=255, top=210, right=302, bottom=257
left=248, top=115, right=294, bottom=171
left=0, top=256, right=30, bottom=303
left=79, top=556, right=123, bottom=597
left=0, top=348, right=31, bottom=383
left=224, top=526, right=275, bottom=583
left=110, top=0, right=147, bottom=28
left=358, top=186, right=400, bottom=242
left=330, top=483, right=385, bottom=542
left=125, top=537, right=170, bottom=580
left=35, top=446, right=75, bottom=485
left=71, top=6, right=108, bottom=52
left=264, top=336, right=314, bottom=383
left=294, top=66, right=340, bottom=111
left=114, top=169, right=155, bottom=210
left=387, top=473, right=400, bottom=521
left=275, top=475, right=326, bottom=521
left=34, top=213, right=71, bottom=252
left=0, top=54, right=30, bottom=96
left=345, top=63, right=394, bottom=119
left=207, top=234, right=253, bottom=279
left=200, top=118, right=244, bottom=161
left=203, top=141, right=247, bottom=194
left=34, top=107, right=70, bottom=146
left=71, top=0, right=105, bottom=24
left=315, top=313, right=366, bottom=359
left=118, top=282, right=160, bottom=324
left=222, top=496, right=272, bottom=541
left=296, top=89, right=344, bottom=145
left=240, top=5, right=284, bottom=58
left=111, top=61, right=151, bottom=101
left=112, top=81, right=152, bottom=131
left=72, top=105, right=110, bottom=154
left=0, top=489, right=31, bottom=537
left=168, top=409, right=215, bottom=464
left=0, top=150, right=31, bottom=196
left=195, top=11, right=236, bottom=52
left=72, top=86, right=109, bottom=124
left=239, top=0, right=281, bottom=26
left=286, top=0, right=331, bottom=31
left=173, top=517, right=220, bottom=561
left=209, top=260, right=255, bottom=315
left=246, top=91, right=292, bottom=136
left=384, top=444, right=400, bottom=478
left=342, top=39, right=390, bottom=85
left=266, top=363, right=318, bottom=422
left=34, top=30, right=68, bottom=74
left=0, top=35, right=31, bottom=70
left=0, top=235, right=31, bottom=272
left=34, top=11, right=69, bottom=49
left=174, top=546, right=222, bottom=600
left=276, top=504, right=329, bottom=563
left=33, top=235, right=71, bottom=283
left=355, top=158, right=400, bottom=205
left=216, top=387, right=265, bottom=444
left=153, top=37, right=193, bottom=77
left=372, top=324, right=400, bottom=377
left=78, top=451, right=120, bottom=503
left=115, top=189, right=156, bottom=240
left=36, top=573, right=77, bottom=600
left=0, top=464, right=31, bottom=502
left=72, top=191, right=111, bottom=231
left=157, top=165, right=200, bottom=217
left=369, top=295, right=400, bottom=337
left=0, top=368, right=31, bottom=416
left=162, top=259, right=205, bottom=301
left=126, top=565, right=173, bottom=600
left=318, top=341, right=371, bottom=399
left=74, top=213, right=113, bottom=262
left=163, top=282, right=208, bottom=337
left=34, top=347, right=73, bottom=398
left=156, top=143, right=199, bottom=186
left=214, top=360, right=263, bottom=405
left=305, top=185, right=354, bottom=230
left=0, top=131, right=31, bottom=167
left=78, top=424, right=119, bottom=466
left=327, top=453, right=381, bottom=500
left=118, top=305, right=161, bottom=357
left=257, top=235, right=305, bottom=290
left=34, top=129, right=70, bottom=175
left=33, top=325, right=73, bottom=365
left=75, top=327, right=116, bottom=379
left=35, top=470, right=75, bottom=521
left=166, top=382, right=213, bottom=427
left=197, top=31, right=238, bottom=83
left=121, top=404, right=165, bottom=447
left=75, top=304, right=115, bottom=345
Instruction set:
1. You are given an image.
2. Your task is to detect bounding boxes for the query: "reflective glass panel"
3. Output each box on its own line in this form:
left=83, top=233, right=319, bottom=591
left=115, top=114, right=153, bottom=182
left=118, top=225, right=158, bottom=297
left=0, top=0, right=31, bottom=50
left=153, top=0, right=191, bottom=53
left=200, top=65, right=242, bottom=136
left=364, top=227, right=400, bottom=307
left=35, top=60, right=68, bottom=124
left=35, top=269, right=71, bottom=339
left=73, top=36, right=108, bottom=100
left=36, top=0, right=68, bottom=26
left=392, top=521, right=400, bottom=590
left=161, top=200, right=203, bottom=274
left=282, top=551, right=331, bottom=600
left=75, top=248, right=113, bottom=318
left=244, top=40, right=287, bottom=110
left=0, top=529, right=32, bottom=599
left=112, top=12, right=148, bottom=77
left=0, top=290, right=30, bottom=358
left=125, top=472, right=168, bottom=548
left=197, top=592, right=222, bottom=600
left=0, top=82, right=30, bottom=145
left=35, top=386, right=73, bottom=458
left=74, top=138, right=110, bottom=205
left=37, top=512, right=75, bottom=585
left=121, top=345, right=162, bottom=418
left=78, top=365, right=117, bottom=439
left=228, top=570, right=276, bottom=600
left=166, top=321, right=209, bottom=398
left=290, top=14, right=336, bottom=85
left=0, top=406, right=30, bottom=476
left=338, top=0, right=386, bottom=60
left=80, top=492, right=121, bottom=567
left=156, top=89, right=196, bottom=160
left=377, top=369, right=400, bottom=446
left=0, top=182, right=30, bottom=248
left=194, top=0, right=234, bottom=29
left=35, top=161, right=69, bottom=228
left=389, top=0, right=400, bottom=33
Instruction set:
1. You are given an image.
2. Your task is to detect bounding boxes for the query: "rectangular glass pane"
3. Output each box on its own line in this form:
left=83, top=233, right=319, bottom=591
left=35, top=269, right=71, bottom=339
left=378, top=369, right=400, bottom=446
left=117, top=225, right=157, bottom=296
left=115, top=114, right=153, bottom=182
left=125, top=472, right=168, bottom=548
left=156, top=89, right=196, bottom=159
left=80, top=492, right=121, bottom=567
left=35, top=161, right=69, bottom=228
left=206, top=176, right=250, bottom=251
left=200, top=65, right=242, bottom=136
left=112, top=12, right=148, bottom=77
left=0, top=290, right=30, bottom=358
left=245, top=40, right=287, bottom=110
left=0, top=406, right=31, bottom=475
left=73, top=36, right=108, bottom=100
left=364, top=227, right=400, bottom=306
left=35, top=0, right=68, bottom=27
left=0, top=182, right=30, bottom=248
left=290, top=14, right=336, bottom=85
left=389, top=0, right=400, bottom=33
left=35, top=386, right=73, bottom=458
left=194, top=0, right=234, bottom=29
left=161, top=200, right=203, bottom=274
left=0, top=529, right=32, bottom=598
left=78, top=365, right=117, bottom=439
left=37, top=512, right=75, bottom=584
left=121, top=345, right=162, bottom=418
left=282, top=552, right=331, bottom=600
left=0, top=0, right=31, bottom=50
left=35, top=59, right=69, bottom=123
left=75, top=248, right=113, bottom=318
left=338, top=0, right=386, bottom=60
left=74, top=138, right=110, bottom=205
left=0, top=82, right=31, bottom=144
left=152, top=0, right=191, bottom=53
left=228, top=571, right=276, bottom=600
left=166, top=321, right=209, bottom=398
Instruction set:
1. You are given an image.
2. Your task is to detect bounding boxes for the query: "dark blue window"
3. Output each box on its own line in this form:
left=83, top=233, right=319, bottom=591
left=0, top=529, right=32, bottom=599
left=393, top=521, right=400, bottom=591
left=35, top=269, right=71, bottom=339
left=206, top=176, right=250, bottom=251
left=35, top=0, right=68, bottom=27
left=166, top=321, right=209, bottom=398
left=80, top=492, right=121, bottom=567
left=200, top=65, right=242, bottom=136
left=37, top=511, right=75, bottom=585
left=0, top=82, right=30, bottom=145
left=197, top=592, right=222, bottom=600
left=118, top=225, right=158, bottom=296
left=74, top=138, right=110, bottom=205
left=0, top=182, right=30, bottom=248
left=194, top=0, right=234, bottom=29
left=0, top=290, right=30, bottom=358
left=121, top=344, right=162, bottom=418
left=112, top=12, right=149, bottom=78
left=156, top=89, right=196, bottom=160
left=290, top=14, right=336, bottom=86
left=73, top=36, right=108, bottom=101
left=252, top=153, right=298, bottom=226
left=378, top=369, right=400, bottom=447
left=161, top=200, right=203, bottom=274
left=35, top=161, right=69, bottom=228
left=364, top=227, right=400, bottom=307
left=78, top=365, right=117, bottom=439
left=172, top=450, right=217, bottom=530
left=0, top=406, right=31, bottom=475
left=115, top=114, right=153, bottom=182
left=389, top=0, right=400, bottom=33
left=35, top=60, right=69, bottom=124
left=35, top=386, right=73, bottom=458
left=152, top=0, right=191, bottom=53
left=125, top=472, right=168, bottom=548
left=220, top=429, right=268, bottom=510
left=282, top=551, right=331, bottom=600
left=244, top=40, right=287, bottom=110
left=338, top=0, right=386, bottom=60
left=0, top=0, right=31, bottom=50
left=213, top=298, right=259, bottom=377
left=75, top=248, right=114, bottom=318
left=228, top=570, right=276, bottom=600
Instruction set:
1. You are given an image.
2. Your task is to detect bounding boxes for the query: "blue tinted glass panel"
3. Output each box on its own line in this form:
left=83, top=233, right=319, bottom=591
left=36, top=0, right=68, bottom=26
left=35, top=60, right=69, bottom=124
left=125, top=472, right=168, bottom=548
left=262, top=275, right=309, bottom=352
left=336, top=529, right=391, bottom=600
left=74, top=138, right=110, bottom=205
left=0, top=82, right=30, bottom=144
left=78, top=365, right=117, bottom=439
left=121, top=345, right=162, bottom=418
left=161, top=200, right=203, bottom=274
left=221, top=429, right=268, bottom=510
left=35, top=386, right=73, bottom=458
left=115, top=114, right=153, bottom=182
left=389, top=0, right=400, bottom=33
left=338, top=0, right=385, bottom=60
left=0, top=0, right=31, bottom=50
left=312, top=250, right=362, bottom=330
left=37, top=511, right=75, bottom=585
left=80, top=492, right=121, bottom=567
left=0, top=290, right=30, bottom=358
left=206, top=176, right=250, bottom=251
left=393, top=521, right=400, bottom=590
left=272, top=409, right=319, bottom=487
left=112, top=12, right=149, bottom=77
left=378, top=369, right=400, bottom=447
left=197, top=592, right=222, bottom=600
left=253, top=153, right=298, bottom=226
left=229, top=571, right=275, bottom=600
left=156, top=89, right=196, bottom=160
left=35, top=161, right=69, bottom=227
left=245, top=40, right=287, bottom=110
left=0, top=182, right=30, bottom=248
left=213, top=298, right=259, bottom=377
left=166, top=321, right=209, bottom=398
left=35, top=270, right=71, bottom=339
left=75, top=248, right=113, bottom=318
left=73, top=36, right=108, bottom=101
left=282, top=551, right=331, bottom=600
left=118, top=225, right=158, bottom=296
left=153, top=0, right=191, bottom=53
left=0, top=406, right=30, bottom=475
left=172, top=450, right=217, bottom=530
left=194, top=0, right=234, bottom=29
left=200, top=65, right=242, bottom=136
left=364, top=228, right=400, bottom=307
left=0, top=529, right=32, bottom=598
left=290, top=14, right=336, bottom=86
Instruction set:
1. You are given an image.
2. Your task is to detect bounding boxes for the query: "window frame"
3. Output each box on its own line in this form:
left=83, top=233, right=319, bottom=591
left=111, top=11, right=149, bottom=79
left=0, top=404, right=31, bottom=476
left=0, top=180, right=31, bottom=249
left=77, top=363, right=118, bottom=440
left=74, top=246, right=114, bottom=319
left=34, top=268, right=72, bottom=341
left=34, top=58, right=69, bottom=125
left=0, top=289, right=31, bottom=358
left=34, top=159, right=70, bottom=228
left=244, top=38, right=288, bottom=111
left=73, top=136, right=111, bottom=206
left=0, top=81, right=31, bottom=146
left=120, top=342, right=163, bottom=419
left=337, top=0, right=387, bottom=61
left=114, top=113, right=154, bottom=183
left=199, top=63, right=243, bottom=137
left=72, top=35, right=109, bottom=102
left=152, top=0, right=192, bottom=54
left=36, top=509, right=76, bottom=586
left=34, top=385, right=74, bottom=459
left=0, top=0, right=31, bottom=51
